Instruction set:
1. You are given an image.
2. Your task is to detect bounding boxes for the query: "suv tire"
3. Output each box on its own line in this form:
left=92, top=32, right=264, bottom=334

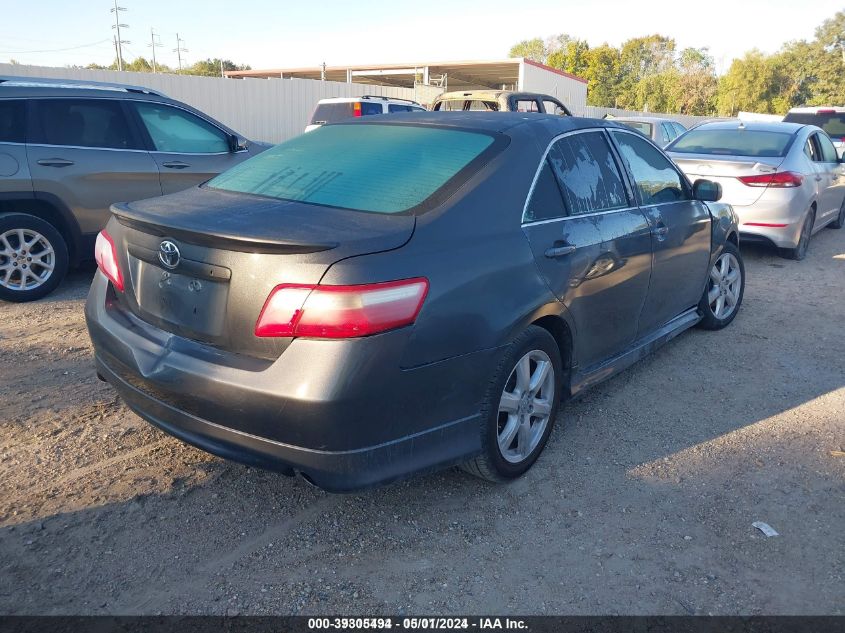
left=0, top=213, right=69, bottom=303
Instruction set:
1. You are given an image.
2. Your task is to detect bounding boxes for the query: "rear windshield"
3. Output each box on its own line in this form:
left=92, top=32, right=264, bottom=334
left=783, top=112, right=845, bottom=140
left=208, top=124, right=496, bottom=214
left=618, top=121, right=653, bottom=136
left=668, top=129, right=793, bottom=157
left=309, top=102, right=381, bottom=125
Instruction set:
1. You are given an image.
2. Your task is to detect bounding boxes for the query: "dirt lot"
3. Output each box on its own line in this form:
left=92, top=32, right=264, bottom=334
left=1, top=230, right=843, bottom=616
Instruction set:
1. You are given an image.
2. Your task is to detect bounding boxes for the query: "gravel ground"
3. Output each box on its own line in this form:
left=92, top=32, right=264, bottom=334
left=0, top=230, right=843, bottom=616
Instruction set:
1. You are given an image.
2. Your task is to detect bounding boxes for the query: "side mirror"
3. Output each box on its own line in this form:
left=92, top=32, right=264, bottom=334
left=693, top=179, right=722, bottom=202
left=228, top=134, right=248, bottom=152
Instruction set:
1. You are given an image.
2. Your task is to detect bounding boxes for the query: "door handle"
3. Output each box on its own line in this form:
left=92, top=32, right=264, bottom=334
left=652, top=225, right=669, bottom=240
left=544, top=244, right=576, bottom=258
left=162, top=161, right=190, bottom=169
left=36, top=158, right=74, bottom=167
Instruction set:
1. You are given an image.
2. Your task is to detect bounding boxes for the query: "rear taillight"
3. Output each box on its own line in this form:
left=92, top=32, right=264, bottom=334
left=737, top=172, right=803, bottom=188
left=353, top=102, right=362, bottom=117
left=94, top=230, right=124, bottom=292
left=817, top=109, right=836, bottom=114
left=255, top=278, right=428, bottom=339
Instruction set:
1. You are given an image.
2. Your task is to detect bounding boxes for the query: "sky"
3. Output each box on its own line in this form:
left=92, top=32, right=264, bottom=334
left=1, top=0, right=842, bottom=75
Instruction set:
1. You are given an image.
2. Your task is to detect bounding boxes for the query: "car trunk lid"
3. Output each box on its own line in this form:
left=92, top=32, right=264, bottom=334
left=108, top=186, right=415, bottom=360
left=670, top=153, right=785, bottom=206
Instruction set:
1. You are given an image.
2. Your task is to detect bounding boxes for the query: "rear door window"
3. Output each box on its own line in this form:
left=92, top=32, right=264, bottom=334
left=524, top=161, right=567, bottom=222
left=619, top=121, right=652, bottom=137
left=816, top=133, right=839, bottom=163
left=661, top=122, right=676, bottom=143
left=543, top=100, right=568, bottom=116
left=612, top=131, right=689, bottom=205
left=546, top=131, right=629, bottom=215
left=0, top=100, right=26, bottom=143
left=32, top=98, right=139, bottom=150
left=388, top=104, right=423, bottom=113
left=672, top=122, right=687, bottom=137
left=435, top=100, right=466, bottom=111
left=134, top=102, right=229, bottom=153
left=467, top=100, right=497, bottom=111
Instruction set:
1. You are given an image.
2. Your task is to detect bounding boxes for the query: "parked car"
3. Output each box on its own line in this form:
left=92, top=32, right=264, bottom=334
left=610, top=116, right=686, bottom=147
left=667, top=120, right=845, bottom=260
left=783, top=106, right=845, bottom=157
left=305, top=96, right=425, bottom=132
left=0, top=76, right=269, bottom=302
left=431, top=90, right=572, bottom=116
left=86, top=113, right=744, bottom=492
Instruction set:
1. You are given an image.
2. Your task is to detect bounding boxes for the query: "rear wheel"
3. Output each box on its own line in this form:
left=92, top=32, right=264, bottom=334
left=829, top=197, right=845, bottom=229
left=0, top=213, right=68, bottom=303
left=697, top=241, right=744, bottom=330
left=781, top=208, right=815, bottom=260
left=462, top=325, right=562, bottom=482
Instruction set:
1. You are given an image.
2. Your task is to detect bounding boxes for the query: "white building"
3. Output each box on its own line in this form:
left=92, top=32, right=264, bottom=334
left=225, top=58, right=587, bottom=111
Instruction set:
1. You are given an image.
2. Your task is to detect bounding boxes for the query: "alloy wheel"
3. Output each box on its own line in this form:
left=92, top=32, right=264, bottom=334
left=0, top=228, right=56, bottom=291
left=497, top=349, right=555, bottom=464
left=707, top=252, right=742, bottom=320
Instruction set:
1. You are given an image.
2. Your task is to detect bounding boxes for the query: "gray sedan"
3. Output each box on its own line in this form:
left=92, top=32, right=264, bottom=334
left=611, top=116, right=686, bottom=147
left=668, top=121, right=845, bottom=259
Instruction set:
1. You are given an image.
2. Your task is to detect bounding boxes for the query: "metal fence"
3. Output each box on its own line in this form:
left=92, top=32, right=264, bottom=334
left=575, top=105, right=710, bottom=128
left=1, top=63, right=711, bottom=143
left=0, top=63, right=418, bottom=143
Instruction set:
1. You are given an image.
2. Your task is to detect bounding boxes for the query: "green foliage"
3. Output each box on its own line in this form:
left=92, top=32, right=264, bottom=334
left=510, top=9, right=845, bottom=115
left=186, top=58, right=251, bottom=77
left=508, top=38, right=548, bottom=63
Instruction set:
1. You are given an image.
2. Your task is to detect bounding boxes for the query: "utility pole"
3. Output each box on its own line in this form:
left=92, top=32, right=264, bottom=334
left=148, top=28, right=162, bottom=73
left=220, top=59, right=224, bottom=78
left=110, top=0, right=129, bottom=71
left=173, top=33, right=187, bottom=73
left=321, top=61, right=326, bottom=81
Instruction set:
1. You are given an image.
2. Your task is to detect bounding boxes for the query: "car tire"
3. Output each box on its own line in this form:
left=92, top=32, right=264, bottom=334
left=697, top=241, right=745, bottom=331
left=829, top=198, right=845, bottom=229
left=0, top=213, right=69, bottom=303
left=781, top=208, right=815, bottom=260
left=461, top=325, right=562, bottom=482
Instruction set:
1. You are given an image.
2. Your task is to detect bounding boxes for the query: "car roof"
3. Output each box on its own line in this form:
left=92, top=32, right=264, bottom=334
left=316, top=95, right=422, bottom=106
left=787, top=106, right=845, bottom=114
left=332, top=111, right=627, bottom=139
left=688, top=120, right=805, bottom=134
left=613, top=116, right=677, bottom=125
left=0, top=75, right=167, bottom=99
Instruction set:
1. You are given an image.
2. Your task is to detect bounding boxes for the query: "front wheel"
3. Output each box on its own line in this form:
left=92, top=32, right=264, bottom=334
left=0, top=213, right=69, bottom=303
left=697, top=242, right=745, bottom=330
left=462, top=325, right=562, bottom=482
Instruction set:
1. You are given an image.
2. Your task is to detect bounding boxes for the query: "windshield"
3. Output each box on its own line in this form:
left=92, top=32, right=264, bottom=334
left=208, top=124, right=496, bottom=214
left=617, top=121, right=653, bottom=137
left=668, top=129, right=793, bottom=157
left=783, top=112, right=845, bottom=140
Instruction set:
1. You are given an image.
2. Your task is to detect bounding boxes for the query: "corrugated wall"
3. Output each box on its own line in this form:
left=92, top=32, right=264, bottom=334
left=1, top=63, right=711, bottom=142
left=519, top=62, right=588, bottom=112
left=0, top=63, right=417, bottom=143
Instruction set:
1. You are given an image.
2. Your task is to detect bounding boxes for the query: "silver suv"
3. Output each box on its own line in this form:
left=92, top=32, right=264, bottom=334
left=0, top=76, right=268, bottom=302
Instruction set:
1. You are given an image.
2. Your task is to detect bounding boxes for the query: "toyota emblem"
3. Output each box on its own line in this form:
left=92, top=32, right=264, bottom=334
left=158, top=240, right=181, bottom=270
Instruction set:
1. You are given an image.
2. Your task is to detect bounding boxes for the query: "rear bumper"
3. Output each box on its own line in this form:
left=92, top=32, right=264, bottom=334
left=85, top=273, right=492, bottom=491
left=732, top=189, right=810, bottom=248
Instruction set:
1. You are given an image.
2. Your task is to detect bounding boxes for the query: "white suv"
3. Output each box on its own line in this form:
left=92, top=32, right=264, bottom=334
left=784, top=106, right=845, bottom=157
left=305, top=96, right=425, bottom=132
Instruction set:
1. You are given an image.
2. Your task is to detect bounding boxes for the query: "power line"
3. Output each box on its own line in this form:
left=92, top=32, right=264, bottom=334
left=0, top=39, right=111, bottom=54
left=173, top=33, right=187, bottom=73
left=148, top=28, right=163, bottom=73
left=110, top=0, right=129, bottom=71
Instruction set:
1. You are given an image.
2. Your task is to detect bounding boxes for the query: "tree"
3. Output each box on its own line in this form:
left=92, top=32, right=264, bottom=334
left=186, top=58, right=251, bottom=77
left=616, top=35, right=676, bottom=109
left=673, top=48, right=718, bottom=115
left=508, top=38, right=547, bottom=63
left=582, top=45, right=621, bottom=107
left=547, top=38, right=590, bottom=77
